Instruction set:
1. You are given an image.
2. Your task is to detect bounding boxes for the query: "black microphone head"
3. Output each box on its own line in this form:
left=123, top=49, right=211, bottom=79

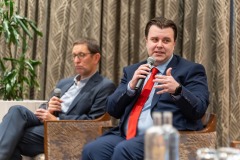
left=147, top=57, right=156, bottom=66
left=54, top=88, right=61, bottom=98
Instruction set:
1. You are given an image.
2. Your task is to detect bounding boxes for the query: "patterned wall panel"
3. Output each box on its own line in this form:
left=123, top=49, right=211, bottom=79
left=211, top=1, right=230, bottom=146
left=46, top=0, right=73, bottom=97
left=101, top=0, right=119, bottom=83
left=229, top=0, right=240, bottom=143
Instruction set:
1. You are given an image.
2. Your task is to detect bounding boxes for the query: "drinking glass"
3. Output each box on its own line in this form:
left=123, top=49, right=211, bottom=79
left=196, top=148, right=218, bottom=160
left=217, top=147, right=240, bottom=160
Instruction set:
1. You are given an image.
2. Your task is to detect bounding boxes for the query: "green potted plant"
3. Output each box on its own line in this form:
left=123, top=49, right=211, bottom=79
left=0, top=0, right=42, bottom=100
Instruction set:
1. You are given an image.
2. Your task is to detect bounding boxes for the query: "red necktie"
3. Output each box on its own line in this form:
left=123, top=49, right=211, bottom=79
left=126, top=67, right=159, bottom=140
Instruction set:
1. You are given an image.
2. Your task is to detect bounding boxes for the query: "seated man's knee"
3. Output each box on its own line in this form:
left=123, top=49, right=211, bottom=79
left=82, top=142, right=94, bottom=158
left=9, top=105, right=26, bottom=114
left=6, top=105, right=33, bottom=122
left=10, top=105, right=25, bottom=111
left=112, top=140, right=143, bottom=160
left=113, top=142, right=131, bottom=157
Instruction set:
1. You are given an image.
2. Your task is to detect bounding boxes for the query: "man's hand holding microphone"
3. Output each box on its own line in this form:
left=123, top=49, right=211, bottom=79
left=130, top=56, right=181, bottom=95
left=35, top=88, right=62, bottom=122
left=129, top=57, right=155, bottom=90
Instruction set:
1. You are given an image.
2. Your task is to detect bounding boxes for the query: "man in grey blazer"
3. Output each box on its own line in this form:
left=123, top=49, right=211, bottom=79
left=0, top=38, right=116, bottom=160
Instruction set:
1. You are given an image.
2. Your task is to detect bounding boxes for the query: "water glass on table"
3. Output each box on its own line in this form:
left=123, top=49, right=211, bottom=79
left=197, top=147, right=240, bottom=160
left=196, top=148, right=218, bottom=160
left=217, top=147, right=240, bottom=160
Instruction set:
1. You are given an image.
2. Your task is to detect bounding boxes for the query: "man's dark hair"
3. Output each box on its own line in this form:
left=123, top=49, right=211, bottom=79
left=145, top=17, right=178, bottom=41
left=73, top=38, right=100, bottom=54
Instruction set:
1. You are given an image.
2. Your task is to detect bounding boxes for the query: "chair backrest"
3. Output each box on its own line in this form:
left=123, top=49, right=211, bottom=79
left=179, top=113, right=217, bottom=160
left=179, top=113, right=217, bottom=134
left=200, top=113, right=217, bottom=132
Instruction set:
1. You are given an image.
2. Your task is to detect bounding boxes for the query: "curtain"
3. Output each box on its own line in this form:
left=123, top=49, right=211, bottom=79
left=0, top=0, right=239, bottom=147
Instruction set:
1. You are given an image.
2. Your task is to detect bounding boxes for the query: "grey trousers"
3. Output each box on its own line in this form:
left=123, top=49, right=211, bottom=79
left=0, top=106, right=44, bottom=160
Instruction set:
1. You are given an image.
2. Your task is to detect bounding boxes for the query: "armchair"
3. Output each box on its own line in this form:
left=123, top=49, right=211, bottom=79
left=23, top=113, right=216, bottom=160
left=179, top=113, right=217, bottom=160
left=43, top=113, right=112, bottom=160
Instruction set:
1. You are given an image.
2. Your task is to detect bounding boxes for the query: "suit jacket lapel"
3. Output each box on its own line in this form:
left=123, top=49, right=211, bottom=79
left=164, top=54, right=178, bottom=75
left=61, top=82, right=74, bottom=97
left=66, top=72, right=101, bottom=114
left=151, top=55, right=179, bottom=108
left=151, top=88, right=161, bottom=108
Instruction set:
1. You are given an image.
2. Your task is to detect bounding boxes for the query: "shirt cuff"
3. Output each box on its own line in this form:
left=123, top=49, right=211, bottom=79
left=127, top=82, right=136, bottom=96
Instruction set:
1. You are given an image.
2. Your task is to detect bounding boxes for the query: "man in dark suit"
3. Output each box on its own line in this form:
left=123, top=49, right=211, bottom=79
left=0, top=38, right=115, bottom=160
left=82, top=17, right=209, bottom=159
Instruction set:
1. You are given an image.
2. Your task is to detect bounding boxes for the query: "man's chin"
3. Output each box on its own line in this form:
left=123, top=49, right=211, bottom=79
left=75, top=68, right=84, bottom=74
left=155, top=57, right=168, bottom=65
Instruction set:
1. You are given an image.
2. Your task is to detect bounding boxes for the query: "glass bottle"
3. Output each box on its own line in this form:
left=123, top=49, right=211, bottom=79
left=162, top=111, right=179, bottom=160
left=144, top=112, right=166, bottom=160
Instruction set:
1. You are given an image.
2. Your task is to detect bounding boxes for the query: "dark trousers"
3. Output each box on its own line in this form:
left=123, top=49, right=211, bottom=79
left=0, top=105, right=44, bottom=160
left=82, top=134, right=144, bottom=160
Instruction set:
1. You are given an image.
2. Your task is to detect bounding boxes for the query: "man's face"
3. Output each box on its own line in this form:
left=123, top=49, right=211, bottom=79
left=146, top=25, right=176, bottom=66
left=72, top=44, right=100, bottom=78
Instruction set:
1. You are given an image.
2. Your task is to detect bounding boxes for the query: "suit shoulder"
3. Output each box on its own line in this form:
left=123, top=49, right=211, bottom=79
left=57, top=76, right=74, bottom=85
left=97, top=76, right=116, bottom=92
left=102, top=76, right=114, bottom=85
left=175, top=55, right=205, bottom=68
left=103, top=78, right=116, bottom=89
left=123, top=61, right=145, bottom=71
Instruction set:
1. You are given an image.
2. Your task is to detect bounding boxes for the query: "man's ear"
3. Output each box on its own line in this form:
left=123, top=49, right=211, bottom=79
left=94, top=53, right=101, bottom=64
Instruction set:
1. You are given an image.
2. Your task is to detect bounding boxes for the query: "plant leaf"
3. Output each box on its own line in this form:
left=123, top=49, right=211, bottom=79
left=3, top=19, right=10, bottom=43
left=28, top=21, right=43, bottom=36
left=15, top=16, right=33, bottom=38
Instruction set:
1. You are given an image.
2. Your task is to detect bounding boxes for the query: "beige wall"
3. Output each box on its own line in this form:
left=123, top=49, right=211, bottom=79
left=0, top=100, right=47, bottom=122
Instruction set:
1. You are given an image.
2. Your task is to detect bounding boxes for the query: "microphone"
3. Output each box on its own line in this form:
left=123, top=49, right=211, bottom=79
left=54, top=88, right=61, bottom=98
left=53, top=88, right=61, bottom=117
left=135, top=57, right=156, bottom=90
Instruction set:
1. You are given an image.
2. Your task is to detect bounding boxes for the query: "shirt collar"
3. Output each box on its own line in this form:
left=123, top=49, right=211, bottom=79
left=155, top=54, right=173, bottom=74
left=73, top=71, right=97, bottom=85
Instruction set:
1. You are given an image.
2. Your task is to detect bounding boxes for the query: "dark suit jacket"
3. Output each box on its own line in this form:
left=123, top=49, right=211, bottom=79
left=41, top=72, right=116, bottom=120
left=106, top=54, right=209, bottom=137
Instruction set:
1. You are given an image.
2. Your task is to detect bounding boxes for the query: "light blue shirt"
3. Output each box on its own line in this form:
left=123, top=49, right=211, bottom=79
left=60, top=74, right=91, bottom=113
left=124, top=55, right=173, bottom=136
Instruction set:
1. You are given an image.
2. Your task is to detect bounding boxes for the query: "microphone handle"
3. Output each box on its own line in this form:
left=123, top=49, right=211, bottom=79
left=53, top=95, right=61, bottom=117
left=54, top=109, right=60, bottom=117
left=135, top=65, right=153, bottom=90
left=135, top=78, right=144, bottom=90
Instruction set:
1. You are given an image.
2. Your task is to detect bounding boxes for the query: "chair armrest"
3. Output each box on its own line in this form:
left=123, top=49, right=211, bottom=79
left=178, top=113, right=217, bottom=159
left=179, top=113, right=217, bottom=134
left=44, top=113, right=112, bottom=160
left=230, top=140, right=240, bottom=149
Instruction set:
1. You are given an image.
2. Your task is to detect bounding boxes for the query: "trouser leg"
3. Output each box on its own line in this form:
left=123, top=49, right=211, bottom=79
left=82, top=134, right=144, bottom=160
left=0, top=105, right=41, bottom=160
left=9, top=148, right=22, bottom=160
left=82, top=134, right=125, bottom=160
left=111, top=135, right=144, bottom=160
left=18, top=125, right=44, bottom=157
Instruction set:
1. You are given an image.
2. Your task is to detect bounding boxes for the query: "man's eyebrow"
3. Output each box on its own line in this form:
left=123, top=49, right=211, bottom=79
left=164, top=37, right=171, bottom=39
left=72, top=51, right=84, bottom=54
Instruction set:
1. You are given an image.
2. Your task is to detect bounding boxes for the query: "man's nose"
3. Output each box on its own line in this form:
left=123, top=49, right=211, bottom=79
left=73, top=57, right=81, bottom=63
left=157, top=41, right=163, bottom=47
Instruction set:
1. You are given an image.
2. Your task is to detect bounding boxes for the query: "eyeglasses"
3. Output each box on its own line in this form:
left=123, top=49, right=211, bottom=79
left=72, top=52, right=91, bottom=59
